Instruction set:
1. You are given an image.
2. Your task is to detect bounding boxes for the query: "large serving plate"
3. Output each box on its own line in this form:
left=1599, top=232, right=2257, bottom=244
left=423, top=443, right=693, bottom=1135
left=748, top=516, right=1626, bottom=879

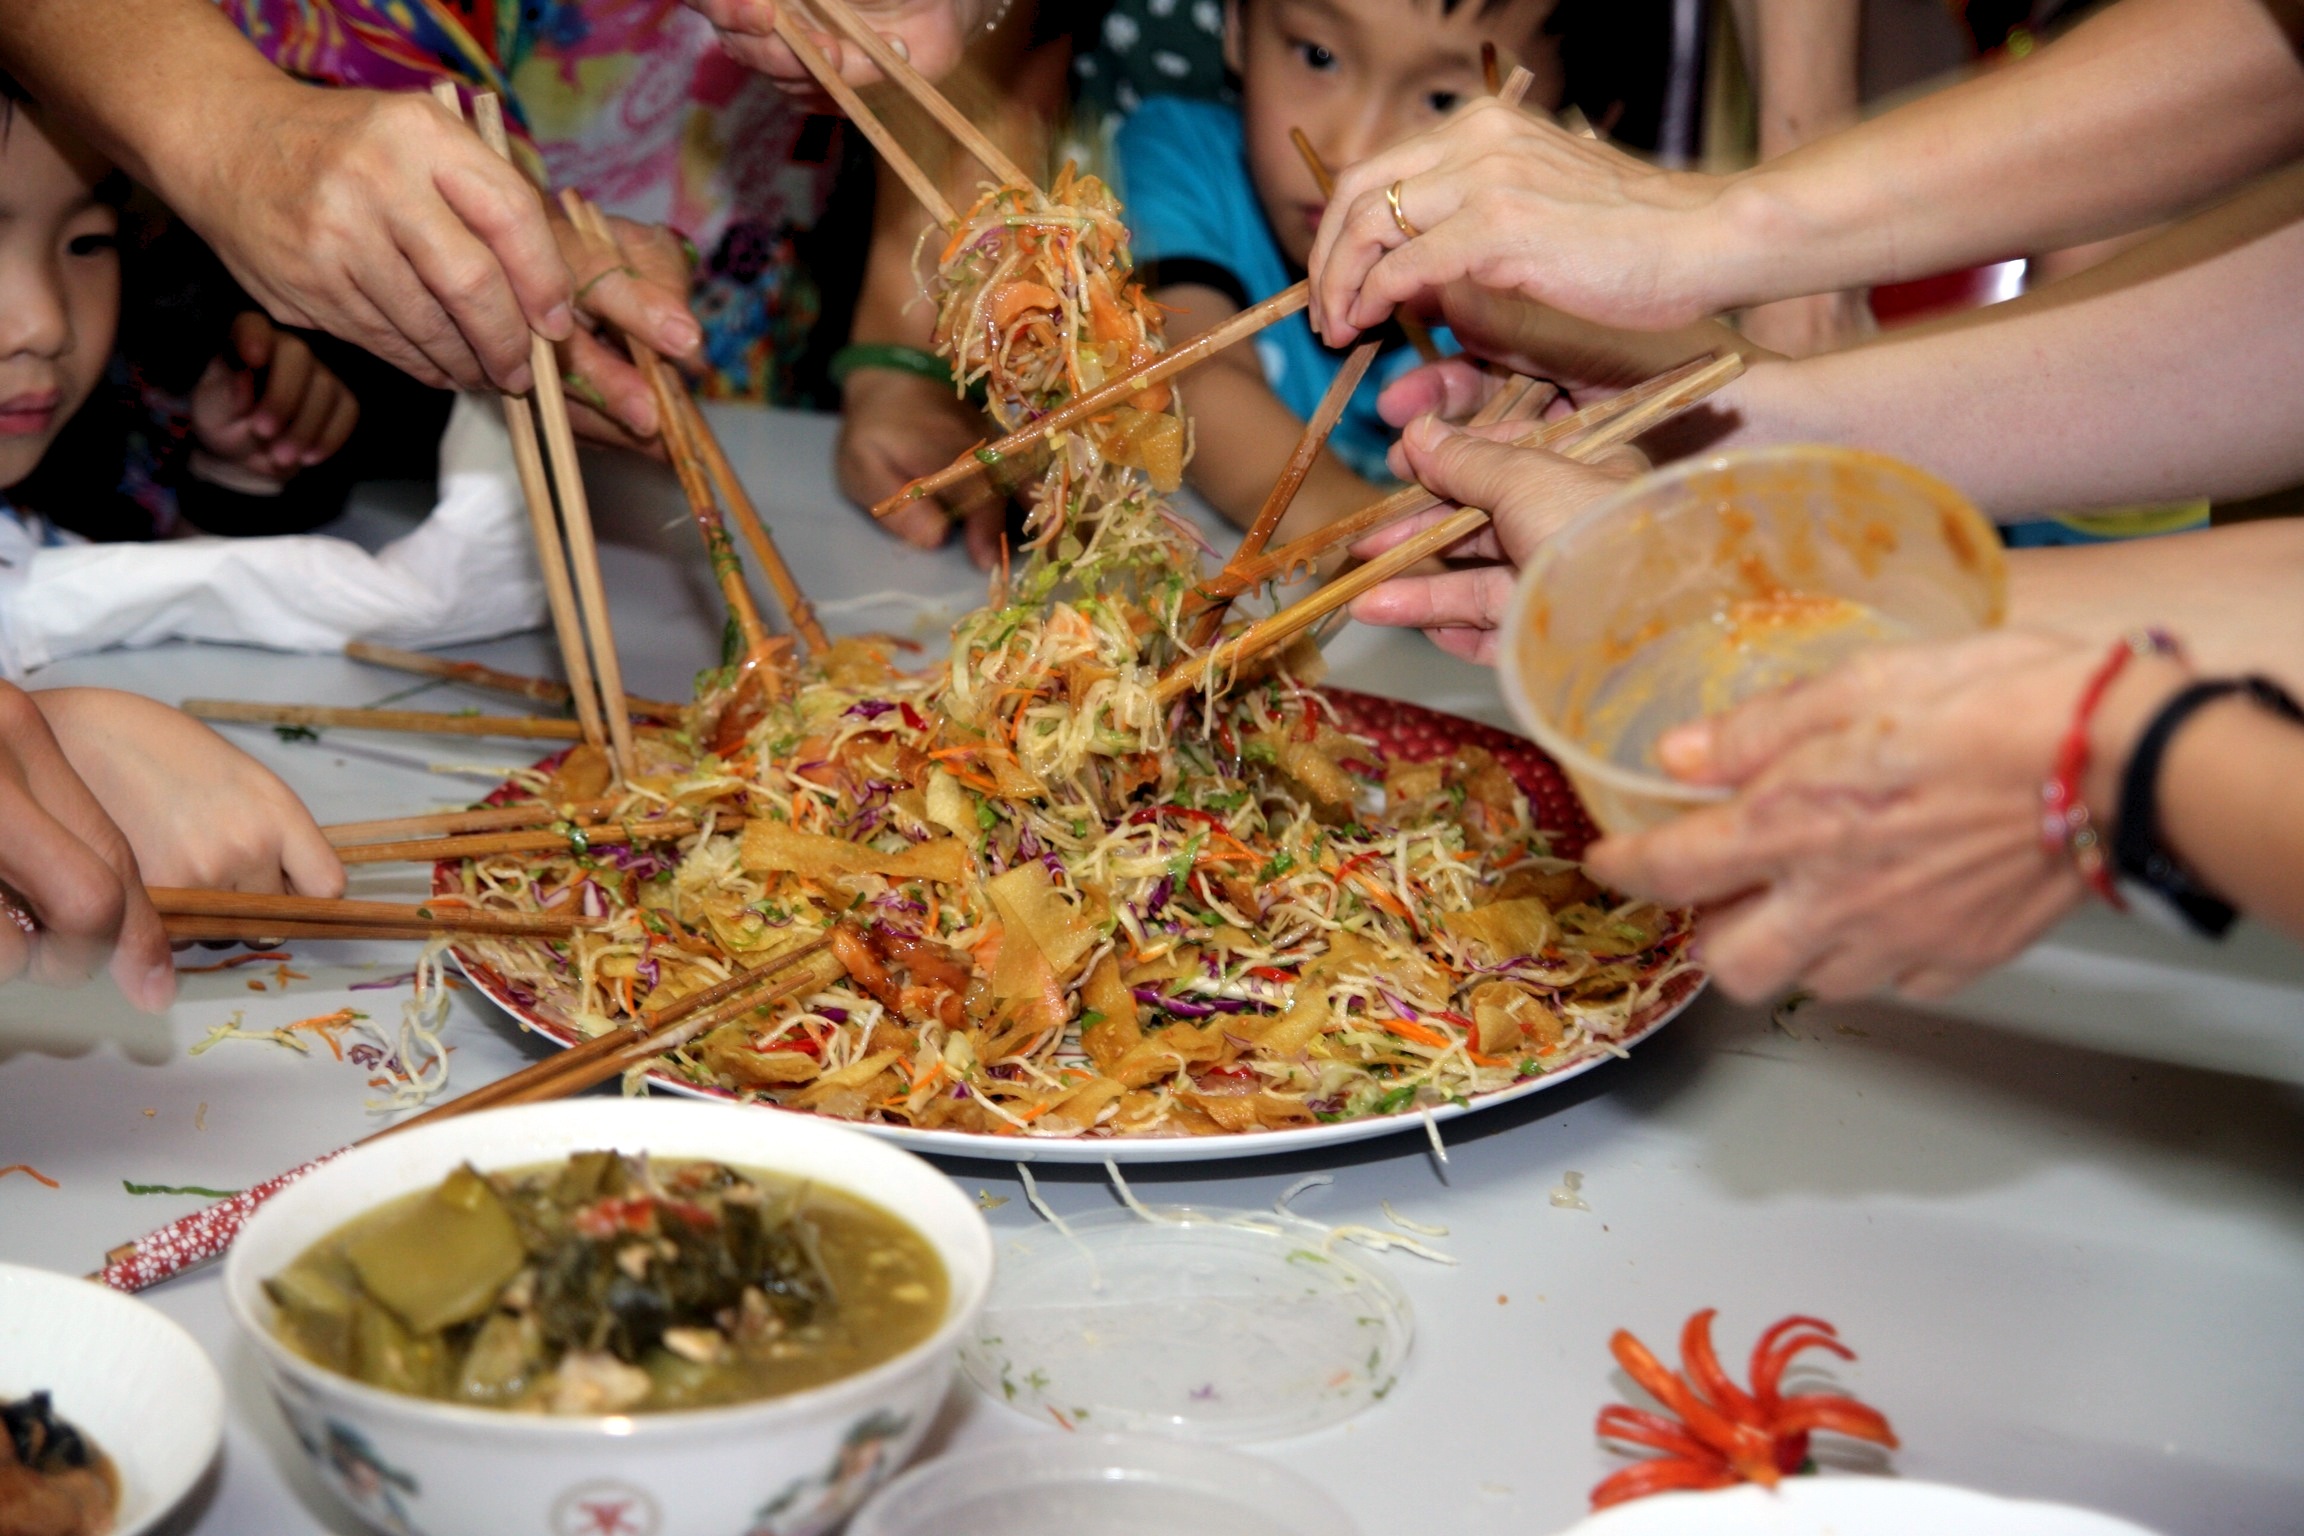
left=447, top=690, right=1702, bottom=1164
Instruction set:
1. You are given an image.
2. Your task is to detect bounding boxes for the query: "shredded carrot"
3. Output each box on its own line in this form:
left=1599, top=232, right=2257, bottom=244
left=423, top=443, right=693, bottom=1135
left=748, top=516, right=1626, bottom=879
left=1377, top=1015, right=1453, bottom=1051
left=284, top=1008, right=364, bottom=1062
left=0, top=1164, right=60, bottom=1188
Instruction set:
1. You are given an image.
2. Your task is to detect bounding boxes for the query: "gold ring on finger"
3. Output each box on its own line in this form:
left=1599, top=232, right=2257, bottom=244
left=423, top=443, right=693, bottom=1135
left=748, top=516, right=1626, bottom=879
left=1386, top=181, right=1422, bottom=241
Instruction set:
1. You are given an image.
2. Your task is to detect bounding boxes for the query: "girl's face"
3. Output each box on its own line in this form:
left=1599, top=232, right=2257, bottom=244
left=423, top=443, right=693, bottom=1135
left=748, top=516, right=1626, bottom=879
left=1228, top=0, right=1562, bottom=270
left=0, top=104, right=119, bottom=492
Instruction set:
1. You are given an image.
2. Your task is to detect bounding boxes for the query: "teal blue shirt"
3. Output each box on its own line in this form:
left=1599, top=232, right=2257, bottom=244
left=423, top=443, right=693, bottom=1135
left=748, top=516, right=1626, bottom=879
left=1115, top=96, right=1443, bottom=482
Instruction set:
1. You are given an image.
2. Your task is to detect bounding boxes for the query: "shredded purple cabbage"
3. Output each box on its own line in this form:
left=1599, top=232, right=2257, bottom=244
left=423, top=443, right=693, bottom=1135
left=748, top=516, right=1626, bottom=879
left=349, top=972, right=417, bottom=992
left=845, top=700, right=898, bottom=720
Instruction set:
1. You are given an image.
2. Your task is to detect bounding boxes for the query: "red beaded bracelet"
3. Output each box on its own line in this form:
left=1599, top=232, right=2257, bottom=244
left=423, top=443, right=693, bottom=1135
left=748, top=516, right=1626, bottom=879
left=2040, top=629, right=2182, bottom=909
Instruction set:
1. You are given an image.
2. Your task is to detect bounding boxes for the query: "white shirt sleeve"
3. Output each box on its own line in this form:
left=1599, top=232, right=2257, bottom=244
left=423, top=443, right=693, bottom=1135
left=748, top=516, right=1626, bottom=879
left=0, top=395, right=546, bottom=679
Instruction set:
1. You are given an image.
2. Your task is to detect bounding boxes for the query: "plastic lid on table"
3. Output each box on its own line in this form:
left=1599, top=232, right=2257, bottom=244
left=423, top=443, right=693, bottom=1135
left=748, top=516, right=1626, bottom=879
left=957, top=1205, right=1415, bottom=1442
left=848, top=1432, right=1359, bottom=1536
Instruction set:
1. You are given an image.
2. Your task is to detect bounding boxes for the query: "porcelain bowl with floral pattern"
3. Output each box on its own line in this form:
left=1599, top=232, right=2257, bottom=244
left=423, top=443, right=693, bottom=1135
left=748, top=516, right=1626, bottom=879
left=224, top=1098, right=993, bottom=1536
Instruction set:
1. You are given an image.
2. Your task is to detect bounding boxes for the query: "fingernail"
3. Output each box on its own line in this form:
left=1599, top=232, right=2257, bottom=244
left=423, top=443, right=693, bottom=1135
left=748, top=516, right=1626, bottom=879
left=543, top=303, right=576, bottom=337
left=1404, top=414, right=1457, bottom=449
left=660, top=316, right=701, bottom=354
left=507, top=363, right=536, bottom=394
left=302, top=449, right=325, bottom=466
left=251, top=412, right=279, bottom=437
left=139, top=958, right=178, bottom=1013
left=1656, top=722, right=1712, bottom=779
left=883, top=32, right=910, bottom=60
left=272, top=443, right=301, bottom=469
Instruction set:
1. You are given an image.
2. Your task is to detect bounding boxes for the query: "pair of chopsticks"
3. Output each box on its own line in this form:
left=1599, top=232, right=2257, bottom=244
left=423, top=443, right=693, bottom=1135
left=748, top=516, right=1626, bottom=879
left=344, top=641, right=685, bottom=723
left=153, top=888, right=596, bottom=944
left=433, top=84, right=637, bottom=780
left=94, top=932, right=843, bottom=1293
left=557, top=190, right=828, bottom=666
left=1151, top=350, right=1747, bottom=705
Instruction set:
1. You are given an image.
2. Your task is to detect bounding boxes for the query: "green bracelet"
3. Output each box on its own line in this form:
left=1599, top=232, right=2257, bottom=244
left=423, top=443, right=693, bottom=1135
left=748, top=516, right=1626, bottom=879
left=832, top=342, right=972, bottom=397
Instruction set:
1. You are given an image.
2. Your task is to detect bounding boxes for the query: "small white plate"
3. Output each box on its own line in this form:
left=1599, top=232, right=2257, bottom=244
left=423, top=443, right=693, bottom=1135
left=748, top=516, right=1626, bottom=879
left=0, top=1262, right=224, bottom=1536
left=1557, top=1478, right=2163, bottom=1536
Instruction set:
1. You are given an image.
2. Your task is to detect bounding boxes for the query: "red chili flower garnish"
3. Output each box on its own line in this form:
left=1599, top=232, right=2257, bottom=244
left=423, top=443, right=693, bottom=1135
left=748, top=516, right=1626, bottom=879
left=1592, top=1310, right=1897, bottom=1509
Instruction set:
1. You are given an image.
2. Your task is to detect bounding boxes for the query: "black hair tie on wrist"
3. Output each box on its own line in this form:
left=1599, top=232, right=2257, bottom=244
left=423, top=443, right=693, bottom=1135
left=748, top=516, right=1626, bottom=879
left=2113, top=674, right=2304, bottom=938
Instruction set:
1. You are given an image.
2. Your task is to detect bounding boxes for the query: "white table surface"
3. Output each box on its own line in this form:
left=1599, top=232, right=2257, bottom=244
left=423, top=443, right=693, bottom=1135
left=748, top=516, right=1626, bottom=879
left=2, top=406, right=2300, bottom=1536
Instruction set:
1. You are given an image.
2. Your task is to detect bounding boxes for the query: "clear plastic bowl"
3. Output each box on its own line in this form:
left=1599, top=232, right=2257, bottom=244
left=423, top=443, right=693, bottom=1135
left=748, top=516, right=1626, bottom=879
left=846, top=1433, right=1358, bottom=1536
left=1500, top=446, right=2005, bottom=834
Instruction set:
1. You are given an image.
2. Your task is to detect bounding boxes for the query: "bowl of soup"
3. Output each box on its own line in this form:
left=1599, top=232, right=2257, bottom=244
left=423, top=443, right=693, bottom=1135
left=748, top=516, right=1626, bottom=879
left=225, top=1099, right=992, bottom=1536
left=1500, top=446, right=2006, bottom=834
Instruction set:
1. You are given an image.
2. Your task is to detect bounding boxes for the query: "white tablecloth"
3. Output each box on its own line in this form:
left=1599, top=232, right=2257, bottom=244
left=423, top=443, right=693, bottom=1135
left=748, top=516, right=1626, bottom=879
left=2, top=407, right=2299, bottom=1536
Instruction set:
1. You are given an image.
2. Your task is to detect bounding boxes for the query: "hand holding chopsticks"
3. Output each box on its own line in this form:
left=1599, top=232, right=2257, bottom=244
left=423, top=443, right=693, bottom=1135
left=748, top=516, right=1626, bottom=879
left=1154, top=352, right=1746, bottom=704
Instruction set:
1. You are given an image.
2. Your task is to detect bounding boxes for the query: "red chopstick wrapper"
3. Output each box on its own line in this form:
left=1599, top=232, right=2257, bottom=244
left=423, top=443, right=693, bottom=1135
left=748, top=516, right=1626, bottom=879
left=95, top=1150, right=349, bottom=1292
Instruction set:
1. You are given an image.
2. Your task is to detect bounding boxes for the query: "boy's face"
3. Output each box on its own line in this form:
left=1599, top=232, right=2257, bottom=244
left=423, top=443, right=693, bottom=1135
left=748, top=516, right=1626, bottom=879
left=1227, top=0, right=1562, bottom=270
left=0, top=104, right=119, bottom=492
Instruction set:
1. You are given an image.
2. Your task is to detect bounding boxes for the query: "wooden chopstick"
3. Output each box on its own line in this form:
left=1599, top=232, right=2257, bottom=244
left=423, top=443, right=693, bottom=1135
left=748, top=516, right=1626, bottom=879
left=1187, top=367, right=1552, bottom=607
left=185, top=700, right=587, bottom=740
left=1155, top=352, right=1748, bottom=704
left=673, top=389, right=832, bottom=655
left=1197, top=353, right=1726, bottom=601
left=335, top=817, right=704, bottom=867
left=466, top=936, right=842, bottom=1114
left=560, top=193, right=777, bottom=673
left=771, top=11, right=957, bottom=224
left=323, top=798, right=623, bottom=848
left=429, top=84, right=613, bottom=761
left=149, top=889, right=593, bottom=936
left=1482, top=42, right=1503, bottom=96
left=344, top=641, right=683, bottom=723
left=1290, top=130, right=1440, bottom=365
left=801, top=0, right=1035, bottom=189
left=873, top=282, right=1311, bottom=519
left=1191, top=340, right=1377, bottom=647
left=468, top=93, right=637, bottom=781
left=1155, top=506, right=1491, bottom=706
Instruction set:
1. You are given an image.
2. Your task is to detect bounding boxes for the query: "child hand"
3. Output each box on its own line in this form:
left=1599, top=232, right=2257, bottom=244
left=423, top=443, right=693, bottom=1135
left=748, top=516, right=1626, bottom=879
left=1346, top=415, right=1636, bottom=663
left=30, top=688, right=345, bottom=900
left=836, top=367, right=1007, bottom=570
left=0, top=684, right=174, bottom=1011
left=191, top=313, right=362, bottom=482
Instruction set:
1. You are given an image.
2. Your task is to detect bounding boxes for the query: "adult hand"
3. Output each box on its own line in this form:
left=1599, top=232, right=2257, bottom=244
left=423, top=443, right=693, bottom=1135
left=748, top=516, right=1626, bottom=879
left=836, top=366, right=1007, bottom=569
left=31, top=689, right=345, bottom=900
left=554, top=209, right=703, bottom=448
left=0, top=683, right=172, bottom=1011
left=684, top=0, right=986, bottom=103
left=1309, top=98, right=1731, bottom=348
left=1345, top=415, right=1635, bottom=663
left=1372, top=283, right=1761, bottom=429
left=1584, top=630, right=2183, bottom=1003
left=175, top=83, right=576, bottom=395
left=189, top=313, right=361, bottom=481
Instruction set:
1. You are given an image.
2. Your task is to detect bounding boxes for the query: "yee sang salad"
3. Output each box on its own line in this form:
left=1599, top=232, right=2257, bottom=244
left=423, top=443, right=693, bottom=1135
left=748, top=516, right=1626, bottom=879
left=265, top=1153, right=946, bottom=1414
left=432, top=161, right=1695, bottom=1142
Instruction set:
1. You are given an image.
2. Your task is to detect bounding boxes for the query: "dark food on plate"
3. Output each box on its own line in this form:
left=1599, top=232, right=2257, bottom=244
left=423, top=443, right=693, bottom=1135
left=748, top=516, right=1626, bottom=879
left=265, top=1153, right=946, bottom=1414
left=1592, top=1309, right=1899, bottom=1507
left=0, top=1392, right=119, bottom=1536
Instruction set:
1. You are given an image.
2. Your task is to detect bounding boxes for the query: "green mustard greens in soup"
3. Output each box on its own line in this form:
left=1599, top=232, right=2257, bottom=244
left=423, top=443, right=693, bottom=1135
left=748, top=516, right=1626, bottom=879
left=264, top=1152, right=947, bottom=1414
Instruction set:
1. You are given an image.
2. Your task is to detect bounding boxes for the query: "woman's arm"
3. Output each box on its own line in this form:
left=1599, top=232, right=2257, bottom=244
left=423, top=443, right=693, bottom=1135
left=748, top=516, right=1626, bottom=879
left=0, top=0, right=573, bottom=393
left=1709, top=161, right=2304, bottom=517
left=1308, top=0, right=2304, bottom=341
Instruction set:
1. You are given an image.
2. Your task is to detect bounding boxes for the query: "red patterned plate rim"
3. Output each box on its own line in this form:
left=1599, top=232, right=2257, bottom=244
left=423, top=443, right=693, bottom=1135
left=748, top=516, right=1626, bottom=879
left=439, top=689, right=1700, bottom=1164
